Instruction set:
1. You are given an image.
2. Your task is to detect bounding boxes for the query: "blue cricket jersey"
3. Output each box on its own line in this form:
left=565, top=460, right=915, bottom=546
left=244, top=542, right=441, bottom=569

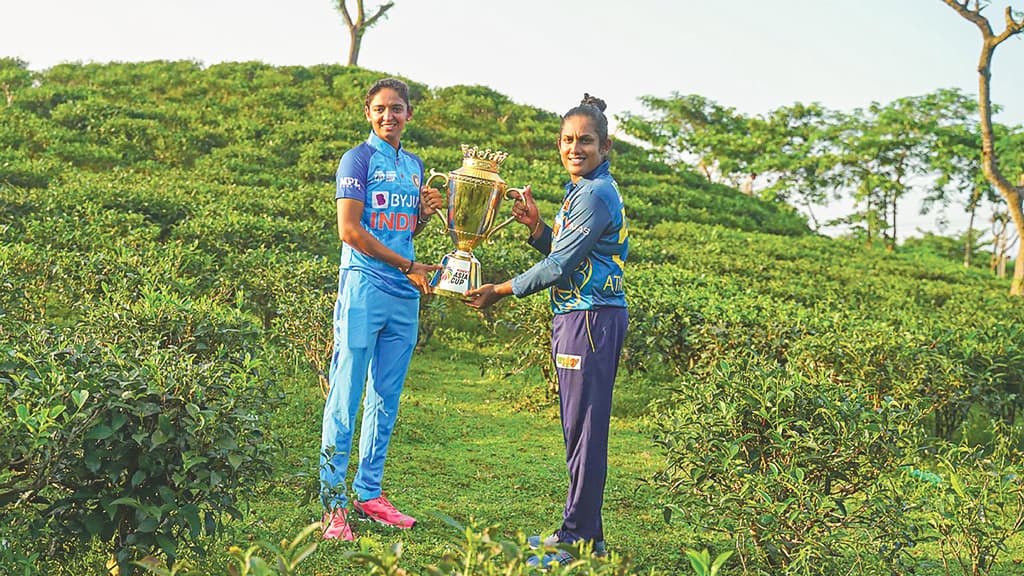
left=335, top=132, right=425, bottom=299
left=510, top=160, right=628, bottom=313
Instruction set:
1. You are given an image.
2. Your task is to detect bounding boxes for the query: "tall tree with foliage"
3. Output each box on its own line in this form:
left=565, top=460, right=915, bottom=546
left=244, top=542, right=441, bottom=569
left=850, top=93, right=978, bottom=249
left=942, top=0, right=1024, bottom=294
left=618, top=93, right=753, bottom=183
left=0, top=57, right=32, bottom=106
left=334, top=0, right=395, bottom=66
left=750, top=102, right=844, bottom=230
left=919, top=89, right=1001, bottom=267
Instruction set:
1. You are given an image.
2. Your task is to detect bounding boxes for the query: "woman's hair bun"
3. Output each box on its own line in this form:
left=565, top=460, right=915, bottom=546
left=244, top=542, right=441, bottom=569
left=580, top=93, right=607, bottom=113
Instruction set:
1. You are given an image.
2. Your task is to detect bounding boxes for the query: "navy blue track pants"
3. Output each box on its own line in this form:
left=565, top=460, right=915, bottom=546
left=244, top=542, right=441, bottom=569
left=551, top=306, right=628, bottom=544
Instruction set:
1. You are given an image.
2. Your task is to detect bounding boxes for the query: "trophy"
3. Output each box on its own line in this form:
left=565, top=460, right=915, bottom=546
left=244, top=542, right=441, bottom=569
left=424, top=145, right=527, bottom=297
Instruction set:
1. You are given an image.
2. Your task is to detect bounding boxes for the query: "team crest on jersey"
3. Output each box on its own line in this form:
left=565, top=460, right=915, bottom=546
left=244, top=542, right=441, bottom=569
left=556, top=353, right=582, bottom=370
left=372, top=191, right=389, bottom=209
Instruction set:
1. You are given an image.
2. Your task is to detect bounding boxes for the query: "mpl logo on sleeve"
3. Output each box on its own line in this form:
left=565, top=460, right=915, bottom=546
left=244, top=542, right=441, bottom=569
left=339, top=176, right=363, bottom=191
left=555, top=353, right=582, bottom=370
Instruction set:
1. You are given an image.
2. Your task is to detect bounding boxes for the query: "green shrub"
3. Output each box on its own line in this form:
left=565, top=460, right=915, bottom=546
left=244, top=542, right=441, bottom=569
left=920, top=425, right=1024, bottom=575
left=650, top=356, right=927, bottom=574
left=1, top=324, right=278, bottom=573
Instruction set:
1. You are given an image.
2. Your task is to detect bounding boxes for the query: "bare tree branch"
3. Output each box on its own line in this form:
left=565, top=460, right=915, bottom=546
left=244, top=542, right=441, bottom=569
left=334, top=1, right=396, bottom=66
left=338, top=1, right=354, bottom=27
left=364, top=1, right=395, bottom=28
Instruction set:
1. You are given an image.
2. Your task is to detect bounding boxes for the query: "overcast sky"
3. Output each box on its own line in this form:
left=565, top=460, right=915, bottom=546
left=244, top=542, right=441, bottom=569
left=3, top=0, right=1023, bottom=238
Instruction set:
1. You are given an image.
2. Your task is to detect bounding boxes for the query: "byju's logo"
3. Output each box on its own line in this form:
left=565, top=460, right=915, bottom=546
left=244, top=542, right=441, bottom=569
left=372, top=191, right=389, bottom=209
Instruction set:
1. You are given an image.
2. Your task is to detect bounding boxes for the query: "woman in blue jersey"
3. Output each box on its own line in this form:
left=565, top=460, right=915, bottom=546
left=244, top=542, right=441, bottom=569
left=320, top=77, right=443, bottom=541
left=465, top=94, right=628, bottom=567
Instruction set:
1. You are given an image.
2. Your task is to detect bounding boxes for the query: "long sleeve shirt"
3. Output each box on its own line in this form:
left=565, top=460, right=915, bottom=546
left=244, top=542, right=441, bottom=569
left=511, top=160, right=628, bottom=313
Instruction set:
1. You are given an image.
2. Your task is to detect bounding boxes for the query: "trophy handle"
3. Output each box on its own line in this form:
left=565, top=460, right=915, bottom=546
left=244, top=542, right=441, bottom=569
left=486, top=187, right=530, bottom=239
left=423, top=170, right=450, bottom=233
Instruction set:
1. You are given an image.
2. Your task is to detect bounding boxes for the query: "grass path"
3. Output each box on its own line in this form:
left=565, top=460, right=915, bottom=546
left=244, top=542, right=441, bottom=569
left=234, top=315, right=693, bottom=575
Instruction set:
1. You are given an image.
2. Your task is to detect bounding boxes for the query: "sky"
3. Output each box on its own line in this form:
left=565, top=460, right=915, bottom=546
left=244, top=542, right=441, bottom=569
left=3, top=0, right=1023, bottom=239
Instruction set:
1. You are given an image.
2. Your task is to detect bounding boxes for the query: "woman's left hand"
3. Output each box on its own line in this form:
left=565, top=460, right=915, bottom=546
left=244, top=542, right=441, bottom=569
left=464, top=283, right=504, bottom=309
left=510, top=185, right=539, bottom=232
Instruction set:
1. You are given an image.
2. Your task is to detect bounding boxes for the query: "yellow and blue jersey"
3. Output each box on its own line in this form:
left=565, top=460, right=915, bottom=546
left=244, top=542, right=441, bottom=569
left=511, top=160, right=628, bottom=313
left=335, top=132, right=425, bottom=299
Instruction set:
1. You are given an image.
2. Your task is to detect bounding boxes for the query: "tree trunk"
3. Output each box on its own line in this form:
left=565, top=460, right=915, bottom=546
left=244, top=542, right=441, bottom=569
left=336, top=0, right=394, bottom=68
left=889, top=187, right=897, bottom=251
left=943, top=1, right=1024, bottom=294
left=991, top=212, right=1005, bottom=275
left=348, top=28, right=362, bottom=66
left=964, top=185, right=980, bottom=267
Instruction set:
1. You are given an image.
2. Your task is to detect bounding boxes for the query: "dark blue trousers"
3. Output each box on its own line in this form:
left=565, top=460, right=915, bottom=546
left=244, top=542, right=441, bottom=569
left=551, top=307, right=628, bottom=544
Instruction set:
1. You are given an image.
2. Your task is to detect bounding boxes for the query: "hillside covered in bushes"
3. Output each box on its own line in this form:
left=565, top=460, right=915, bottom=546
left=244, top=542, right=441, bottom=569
left=2, top=60, right=1023, bottom=575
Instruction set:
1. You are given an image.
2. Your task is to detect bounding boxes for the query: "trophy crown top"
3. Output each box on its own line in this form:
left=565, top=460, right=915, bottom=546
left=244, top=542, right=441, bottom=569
left=461, top=144, right=509, bottom=166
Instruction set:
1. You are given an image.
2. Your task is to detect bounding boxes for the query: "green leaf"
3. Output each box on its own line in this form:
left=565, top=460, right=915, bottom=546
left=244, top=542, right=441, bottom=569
left=181, top=505, right=202, bottom=538
left=155, top=534, right=177, bottom=561
left=150, top=428, right=168, bottom=447
left=82, top=512, right=106, bottom=537
left=137, top=516, right=159, bottom=533
left=947, top=467, right=967, bottom=499
left=85, top=425, right=114, bottom=440
left=71, top=389, right=89, bottom=409
left=710, top=550, right=735, bottom=575
left=289, top=542, right=318, bottom=569
left=686, top=548, right=711, bottom=576
left=84, top=450, right=101, bottom=473
left=110, top=412, right=128, bottom=431
left=110, top=497, right=142, bottom=509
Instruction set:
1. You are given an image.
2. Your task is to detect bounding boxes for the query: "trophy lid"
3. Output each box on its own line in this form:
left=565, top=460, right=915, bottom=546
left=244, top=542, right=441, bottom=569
left=462, top=144, right=509, bottom=172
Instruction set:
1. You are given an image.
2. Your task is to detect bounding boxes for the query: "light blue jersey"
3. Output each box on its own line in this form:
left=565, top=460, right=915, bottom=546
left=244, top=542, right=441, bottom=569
left=336, top=131, right=425, bottom=299
left=321, top=131, right=424, bottom=512
left=510, top=160, right=628, bottom=313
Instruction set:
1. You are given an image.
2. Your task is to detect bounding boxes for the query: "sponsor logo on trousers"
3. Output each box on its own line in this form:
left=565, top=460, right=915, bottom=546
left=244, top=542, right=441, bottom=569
left=556, top=353, right=582, bottom=370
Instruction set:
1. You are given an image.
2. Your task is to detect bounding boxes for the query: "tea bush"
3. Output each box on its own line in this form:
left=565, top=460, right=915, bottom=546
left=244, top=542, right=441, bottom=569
left=4, top=60, right=1024, bottom=574
left=0, top=323, right=277, bottom=573
left=648, top=356, right=926, bottom=573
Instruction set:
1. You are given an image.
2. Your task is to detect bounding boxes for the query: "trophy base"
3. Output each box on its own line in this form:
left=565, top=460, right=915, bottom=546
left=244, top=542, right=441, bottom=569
left=430, top=250, right=482, bottom=298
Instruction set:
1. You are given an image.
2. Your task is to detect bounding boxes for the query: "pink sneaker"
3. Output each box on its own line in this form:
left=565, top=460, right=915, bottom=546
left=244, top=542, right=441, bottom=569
left=322, top=508, right=355, bottom=541
left=353, top=495, right=416, bottom=528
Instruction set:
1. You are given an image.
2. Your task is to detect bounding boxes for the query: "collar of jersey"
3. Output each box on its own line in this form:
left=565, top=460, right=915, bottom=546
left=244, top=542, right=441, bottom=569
left=366, top=131, right=403, bottom=157
left=566, top=160, right=611, bottom=192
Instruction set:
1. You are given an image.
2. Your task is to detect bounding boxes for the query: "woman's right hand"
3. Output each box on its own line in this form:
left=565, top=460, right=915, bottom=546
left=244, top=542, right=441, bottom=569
left=419, top=186, right=444, bottom=220
left=406, top=261, right=442, bottom=294
left=511, top=185, right=542, bottom=238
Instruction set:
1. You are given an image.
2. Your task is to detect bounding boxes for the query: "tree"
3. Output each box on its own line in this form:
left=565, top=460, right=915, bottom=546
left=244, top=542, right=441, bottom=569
left=918, top=89, right=990, bottom=266
left=0, top=57, right=32, bottom=106
left=618, top=93, right=752, bottom=183
left=334, top=0, right=395, bottom=66
left=830, top=96, right=952, bottom=250
left=750, top=102, right=845, bottom=230
left=942, top=0, right=1024, bottom=294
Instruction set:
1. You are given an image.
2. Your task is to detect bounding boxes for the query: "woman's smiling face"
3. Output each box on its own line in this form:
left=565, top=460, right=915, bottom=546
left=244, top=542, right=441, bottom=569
left=558, top=115, right=610, bottom=182
left=365, top=88, right=411, bottom=148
